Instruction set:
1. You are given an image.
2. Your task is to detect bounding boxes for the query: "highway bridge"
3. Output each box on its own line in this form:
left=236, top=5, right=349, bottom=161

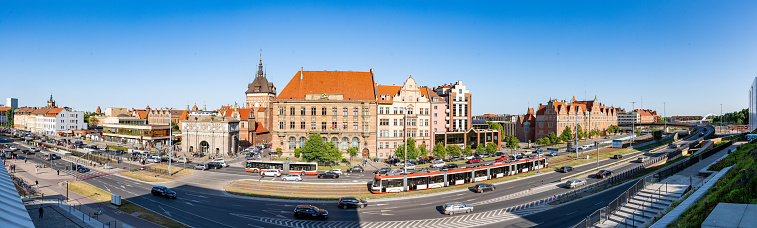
left=618, top=122, right=698, bottom=128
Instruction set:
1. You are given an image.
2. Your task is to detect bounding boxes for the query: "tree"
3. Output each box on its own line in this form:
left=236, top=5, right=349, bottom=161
left=300, top=133, right=340, bottom=162
left=488, top=122, right=504, bottom=141
left=560, top=126, right=573, bottom=142
left=6, top=108, right=13, bottom=127
left=606, top=125, right=619, bottom=135
left=88, top=115, right=100, bottom=127
left=170, top=121, right=180, bottom=132
left=576, top=124, right=585, bottom=139
left=462, top=145, right=473, bottom=156
left=446, top=145, right=461, bottom=157
left=433, top=142, right=446, bottom=159
left=547, top=132, right=559, bottom=144
left=294, top=148, right=301, bottom=158
left=418, top=144, right=429, bottom=159
left=324, top=143, right=343, bottom=163
left=347, top=147, right=358, bottom=161
left=275, top=148, right=283, bottom=158
left=506, top=136, right=519, bottom=151
left=486, top=142, right=499, bottom=155
left=394, top=138, right=418, bottom=161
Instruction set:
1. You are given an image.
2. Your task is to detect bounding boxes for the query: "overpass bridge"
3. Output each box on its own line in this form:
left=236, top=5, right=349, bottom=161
left=618, top=122, right=698, bottom=128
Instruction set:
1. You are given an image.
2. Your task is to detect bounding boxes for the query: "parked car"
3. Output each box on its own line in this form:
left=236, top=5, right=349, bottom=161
left=317, top=172, right=339, bottom=179
left=565, top=179, right=587, bottom=188
left=207, top=162, right=223, bottom=169
left=374, top=168, right=391, bottom=174
left=442, top=202, right=474, bottom=215
left=612, top=154, right=623, bottom=159
left=193, top=163, right=208, bottom=170
left=293, top=205, right=328, bottom=220
left=261, top=170, right=282, bottom=177
left=595, top=170, right=613, bottom=178
left=466, top=158, right=481, bottom=164
left=337, top=197, right=367, bottom=209
left=431, top=162, right=446, bottom=168
left=281, top=174, right=303, bottom=181
left=637, top=156, right=649, bottom=163
left=473, top=183, right=495, bottom=193
left=558, top=166, right=574, bottom=173
left=151, top=186, right=177, bottom=199
left=347, top=166, right=364, bottom=173
left=330, top=169, right=343, bottom=175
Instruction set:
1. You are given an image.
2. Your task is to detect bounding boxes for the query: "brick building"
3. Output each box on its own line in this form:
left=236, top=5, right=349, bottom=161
left=531, top=96, right=617, bottom=140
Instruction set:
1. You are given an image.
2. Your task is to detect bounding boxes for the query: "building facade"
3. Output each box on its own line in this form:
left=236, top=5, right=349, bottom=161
left=433, top=81, right=472, bottom=132
left=147, top=109, right=183, bottom=126
left=181, top=115, right=239, bottom=158
left=271, top=69, right=377, bottom=158
left=103, top=123, right=171, bottom=147
left=376, top=76, right=433, bottom=158
left=751, top=77, right=757, bottom=132
left=0, top=107, right=9, bottom=126
left=533, top=96, right=617, bottom=140
left=6, top=98, right=17, bottom=109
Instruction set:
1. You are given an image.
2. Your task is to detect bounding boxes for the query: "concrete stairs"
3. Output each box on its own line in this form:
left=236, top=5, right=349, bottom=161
left=596, top=183, right=688, bottom=228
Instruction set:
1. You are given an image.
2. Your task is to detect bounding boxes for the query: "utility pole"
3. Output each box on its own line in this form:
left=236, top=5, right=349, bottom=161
left=664, top=102, right=667, bottom=135
left=720, top=104, right=723, bottom=134
left=403, top=111, right=408, bottom=191
left=630, top=102, right=636, bottom=149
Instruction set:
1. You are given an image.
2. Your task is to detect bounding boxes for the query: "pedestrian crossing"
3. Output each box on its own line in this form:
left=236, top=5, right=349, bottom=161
left=58, top=168, right=110, bottom=180
left=471, top=184, right=557, bottom=206
left=231, top=203, right=554, bottom=228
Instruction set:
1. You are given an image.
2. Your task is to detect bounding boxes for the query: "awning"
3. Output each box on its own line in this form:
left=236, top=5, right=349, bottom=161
left=0, top=160, right=35, bottom=227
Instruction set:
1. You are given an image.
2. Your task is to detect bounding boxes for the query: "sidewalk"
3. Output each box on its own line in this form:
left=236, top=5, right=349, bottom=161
left=6, top=159, right=162, bottom=228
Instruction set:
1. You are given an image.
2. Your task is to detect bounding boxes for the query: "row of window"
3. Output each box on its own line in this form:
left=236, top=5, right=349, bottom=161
left=279, top=107, right=370, bottom=116
left=451, top=104, right=468, bottom=117
left=377, top=130, right=430, bottom=138
left=279, top=121, right=370, bottom=130
left=287, top=136, right=361, bottom=150
left=378, top=107, right=430, bottom=115
left=378, top=118, right=430, bottom=126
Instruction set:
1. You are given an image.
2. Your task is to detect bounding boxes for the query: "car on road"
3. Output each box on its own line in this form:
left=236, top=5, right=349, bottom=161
left=405, top=164, right=416, bottom=170
left=22, top=149, right=32, bottom=154
left=595, top=170, right=613, bottom=178
left=177, top=157, right=191, bottom=163
left=374, top=168, right=391, bottom=174
left=442, top=202, right=474, bottom=215
left=338, top=197, right=368, bottom=209
left=8, top=146, right=17, bottom=151
left=330, top=169, right=343, bottom=175
left=294, top=205, right=328, bottom=220
left=473, top=183, right=495, bottom=193
left=548, top=151, right=559, bottom=156
left=466, top=158, right=481, bottom=164
left=43, top=154, right=61, bottom=160
left=211, top=159, right=229, bottom=167
left=317, top=172, right=339, bottom=179
left=565, top=179, right=587, bottom=188
left=262, top=170, right=282, bottom=177
left=699, top=132, right=705, bottom=137
left=281, top=174, right=303, bottom=181
left=151, top=186, right=177, bottom=199
left=637, top=156, right=649, bottom=163
left=193, top=163, right=208, bottom=170
left=75, top=165, right=90, bottom=173
left=347, top=166, right=364, bottom=173
left=445, top=164, right=459, bottom=169
left=390, top=169, right=408, bottom=175
left=558, top=166, right=574, bottom=173
left=419, top=167, right=431, bottom=172
left=431, top=161, right=446, bottom=168
left=146, top=156, right=161, bottom=163
left=612, top=154, right=623, bottom=159
left=30, top=147, right=40, bottom=152
left=206, top=162, right=223, bottom=169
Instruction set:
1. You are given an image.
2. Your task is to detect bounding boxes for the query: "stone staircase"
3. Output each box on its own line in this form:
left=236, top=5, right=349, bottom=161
left=597, top=183, right=688, bottom=228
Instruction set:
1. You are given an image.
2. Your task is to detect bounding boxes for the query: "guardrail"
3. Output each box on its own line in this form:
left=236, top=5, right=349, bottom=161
left=571, top=129, right=738, bottom=228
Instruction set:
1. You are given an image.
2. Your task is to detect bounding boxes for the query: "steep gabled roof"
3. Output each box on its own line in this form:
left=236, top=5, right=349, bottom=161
left=377, top=85, right=401, bottom=104
left=274, top=70, right=377, bottom=102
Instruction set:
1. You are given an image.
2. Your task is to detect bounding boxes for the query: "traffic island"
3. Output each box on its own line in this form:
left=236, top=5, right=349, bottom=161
left=117, top=165, right=193, bottom=183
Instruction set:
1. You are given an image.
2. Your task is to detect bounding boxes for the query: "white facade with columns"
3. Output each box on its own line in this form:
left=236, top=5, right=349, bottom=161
left=181, top=115, right=240, bottom=158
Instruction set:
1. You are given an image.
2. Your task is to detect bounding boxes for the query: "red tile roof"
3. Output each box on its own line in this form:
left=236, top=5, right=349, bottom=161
left=31, top=108, right=51, bottom=115
left=377, top=85, right=401, bottom=104
left=0, top=107, right=10, bottom=112
left=255, top=122, right=269, bottom=134
left=44, top=108, right=63, bottom=117
left=275, top=70, right=377, bottom=102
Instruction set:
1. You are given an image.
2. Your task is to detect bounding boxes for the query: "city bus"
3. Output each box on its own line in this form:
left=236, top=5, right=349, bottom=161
left=245, top=160, right=319, bottom=175
left=371, top=156, right=548, bottom=193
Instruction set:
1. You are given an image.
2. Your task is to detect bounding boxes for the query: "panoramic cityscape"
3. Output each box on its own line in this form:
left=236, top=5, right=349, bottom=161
left=1, top=1, right=756, bottom=228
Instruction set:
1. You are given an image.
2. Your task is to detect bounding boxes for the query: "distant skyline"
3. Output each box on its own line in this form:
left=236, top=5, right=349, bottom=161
left=2, top=1, right=755, bottom=116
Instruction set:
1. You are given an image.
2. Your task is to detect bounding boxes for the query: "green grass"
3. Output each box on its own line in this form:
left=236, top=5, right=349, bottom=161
left=106, top=145, right=129, bottom=151
left=634, top=138, right=674, bottom=151
left=669, top=141, right=757, bottom=227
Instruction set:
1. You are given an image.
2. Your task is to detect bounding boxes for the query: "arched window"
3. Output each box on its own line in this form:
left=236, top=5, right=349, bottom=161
left=351, top=137, right=359, bottom=148
left=200, top=141, right=209, bottom=153
left=341, top=137, right=349, bottom=150
left=189, top=146, right=193, bottom=152
left=331, top=137, right=338, bottom=147
left=299, top=137, right=306, bottom=148
left=288, top=137, right=296, bottom=150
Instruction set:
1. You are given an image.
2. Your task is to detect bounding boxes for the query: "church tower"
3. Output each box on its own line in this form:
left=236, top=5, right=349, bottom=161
left=245, top=52, right=276, bottom=109
left=46, top=94, right=56, bottom=108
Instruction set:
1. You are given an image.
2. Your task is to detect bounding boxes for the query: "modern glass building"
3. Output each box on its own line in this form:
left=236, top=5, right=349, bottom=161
left=103, top=123, right=171, bottom=146
left=750, top=77, right=757, bottom=132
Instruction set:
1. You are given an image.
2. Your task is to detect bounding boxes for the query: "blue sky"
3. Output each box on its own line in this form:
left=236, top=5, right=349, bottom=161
left=1, top=1, right=756, bottom=117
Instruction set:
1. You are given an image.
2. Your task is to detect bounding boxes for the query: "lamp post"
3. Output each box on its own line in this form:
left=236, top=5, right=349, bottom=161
left=403, top=112, right=408, bottom=191
left=630, top=102, right=636, bottom=149
left=168, top=126, right=172, bottom=176
left=664, top=102, right=667, bottom=134
left=720, top=104, right=723, bottom=134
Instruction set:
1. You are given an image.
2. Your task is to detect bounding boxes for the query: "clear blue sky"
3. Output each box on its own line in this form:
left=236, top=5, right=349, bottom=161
left=2, top=1, right=756, bottom=117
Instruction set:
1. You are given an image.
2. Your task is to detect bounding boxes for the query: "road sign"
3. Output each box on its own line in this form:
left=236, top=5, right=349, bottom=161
left=140, top=167, right=144, bottom=171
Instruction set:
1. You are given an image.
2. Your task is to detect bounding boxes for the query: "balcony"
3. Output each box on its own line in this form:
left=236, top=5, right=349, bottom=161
left=445, top=116, right=450, bottom=120
left=446, top=124, right=450, bottom=128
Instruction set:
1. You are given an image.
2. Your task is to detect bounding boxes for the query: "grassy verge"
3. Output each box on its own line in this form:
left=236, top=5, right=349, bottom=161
left=64, top=181, right=190, bottom=228
left=118, top=165, right=193, bottom=182
left=669, top=141, right=757, bottom=227
left=634, top=138, right=674, bottom=151
left=106, top=145, right=129, bottom=151
left=558, top=149, right=640, bottom=168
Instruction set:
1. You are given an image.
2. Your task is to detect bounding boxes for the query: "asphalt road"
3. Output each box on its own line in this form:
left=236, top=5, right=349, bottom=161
left=0, top=126, right=710, bottom=227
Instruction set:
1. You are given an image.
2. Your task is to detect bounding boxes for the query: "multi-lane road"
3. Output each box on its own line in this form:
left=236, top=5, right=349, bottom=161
left=2, top=126, right=711, bottom=227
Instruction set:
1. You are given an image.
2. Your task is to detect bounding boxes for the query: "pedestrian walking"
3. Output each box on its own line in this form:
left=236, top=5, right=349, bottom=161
left=38, top=206, right=44, bottom=220
left=24, top=157, right=27, bottom=163
left=35, top=167, right=38, bottom=174
left=57, top=169, right=59, bottom=176
left=35, top=180, right=38, bottom=187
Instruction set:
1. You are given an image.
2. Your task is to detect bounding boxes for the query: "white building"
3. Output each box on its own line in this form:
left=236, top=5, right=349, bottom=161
left=750, top=77, right=757, bottom=132
left=618, top=111, right=639, bottom=131
left=40, top=108, right=86, bottom=135
left=6, top=98, right=18, bottom=109
left=376, top=76, right=433, bottom=158
left=181, top=115, right=240, bottom=158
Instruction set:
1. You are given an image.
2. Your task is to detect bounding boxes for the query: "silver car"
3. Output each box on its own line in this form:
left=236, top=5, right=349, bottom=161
left=442, top=202, right=473, bottom=215
left=194, top=163, right=208, bottom=170
left=565, top=179, right=587, bottom=188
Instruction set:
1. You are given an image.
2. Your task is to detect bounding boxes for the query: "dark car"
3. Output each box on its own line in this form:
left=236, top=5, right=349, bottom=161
left=385, top=158, right=400, bottom=165
left=612, top=154, right=623, bottom=159
left=338, top=197, right=367, bottom=209
left=151, top=186, right=177, bottom=199
left=206, top=162, right=223, bottom=169
left=558, top=166, right=574, bottom=173
left=76, top=165, right=90, bottom=173
left=22, top=149, right=32, bottom=154
left=294, top=205, right=328, bottom=219
left=699, top=132, right=705, bottom=137
left=43, top=154, right=61, bottom=160
left=444, top=164, right=459, bottom=169
left=474, top=183, right=495, bottom=193
left=374, top=168, right=391, bottom=174
left=347, top=166, right=364, bottom=173
left=466, top=158, right=481, bottom=164
left=596, top=170, right=613, bottom=178
left=317, top=172, right=340, bottom=179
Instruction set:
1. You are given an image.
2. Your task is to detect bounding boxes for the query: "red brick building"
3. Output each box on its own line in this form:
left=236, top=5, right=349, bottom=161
left=518, top=96, right=617, bottom=142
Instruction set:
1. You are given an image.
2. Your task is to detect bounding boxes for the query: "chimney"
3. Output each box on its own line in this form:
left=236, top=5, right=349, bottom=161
left=300, top=67, right=304, bottom=80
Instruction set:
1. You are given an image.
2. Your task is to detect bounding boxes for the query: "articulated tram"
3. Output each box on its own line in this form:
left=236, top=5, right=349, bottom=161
left=245, top=160, right=319, bottom=175
left=371, top=156, right=548, bottom=193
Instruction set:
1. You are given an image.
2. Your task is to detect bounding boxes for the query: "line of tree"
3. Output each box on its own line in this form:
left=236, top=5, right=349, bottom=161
left=711, top=108, right=747, bottom=125
left=299, top=134, right=344, bottom=162
left=535, top=124, right=619, bottom=146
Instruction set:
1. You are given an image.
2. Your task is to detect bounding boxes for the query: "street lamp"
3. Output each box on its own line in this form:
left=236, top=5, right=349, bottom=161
left=720, top=104, right=723, bottom=134
left=664, top=102, right=667, bottom=135
left=402, top=111, right=408, bottom=191
left=630, top=102, right=636, bottom=149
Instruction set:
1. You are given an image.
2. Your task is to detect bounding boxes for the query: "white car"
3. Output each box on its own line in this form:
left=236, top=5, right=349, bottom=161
left=405, top=164, right=416, bottom=170
left=431, top=162, right=446, bottom=168
left=281, top=174, right=302, bottom=181
left=261, top=170, right=282, bottom=177
left=390, top=169, right=407, bottom=175
left=330, top=169, right=343, bottom=175
left=8, top=146, right=18, bottom=151
left=146, top=156, right=161, bottom=163
left=463, top=155, right=475, bottom=160
left=394, top=162, right=405, bottom=167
